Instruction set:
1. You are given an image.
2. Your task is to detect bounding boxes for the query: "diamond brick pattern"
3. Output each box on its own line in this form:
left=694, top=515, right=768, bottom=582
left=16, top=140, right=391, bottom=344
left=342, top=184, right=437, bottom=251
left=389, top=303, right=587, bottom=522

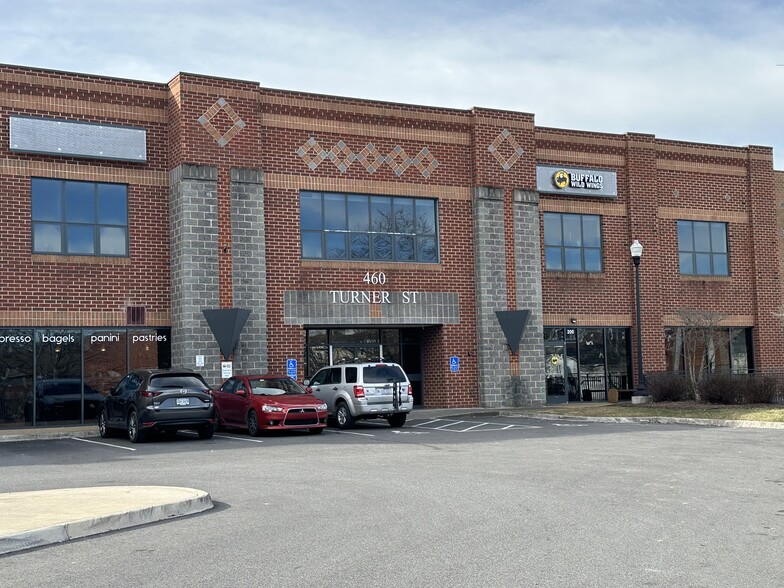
left=198, top=97, right=246, bottom=147
left=488, top=128, right=524, bottom=170
left=297, top=137, right=439, bottom=178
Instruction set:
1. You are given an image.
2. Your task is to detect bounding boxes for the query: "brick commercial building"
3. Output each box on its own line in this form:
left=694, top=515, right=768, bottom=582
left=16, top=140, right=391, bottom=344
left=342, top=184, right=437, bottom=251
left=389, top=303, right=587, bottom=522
left=1, top=63, right=782, bottom=427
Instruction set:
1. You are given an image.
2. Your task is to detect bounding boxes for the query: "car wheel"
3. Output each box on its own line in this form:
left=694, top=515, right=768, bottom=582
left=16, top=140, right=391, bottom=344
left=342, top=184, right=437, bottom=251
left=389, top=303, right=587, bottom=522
left=127, top=410, right=146, bottom=443
left=335, top=402, right=355, bottom=429
left=247, top=410, right=261, bottom=437
left=309, top=427, right=324, bottom=435
left=197, top=425, right=214, bottom=440
left=387, top=413, right=407, bottom=428
left=214, top=408, right=224, bottom=432
left=98, top=409, right=114, bottom=438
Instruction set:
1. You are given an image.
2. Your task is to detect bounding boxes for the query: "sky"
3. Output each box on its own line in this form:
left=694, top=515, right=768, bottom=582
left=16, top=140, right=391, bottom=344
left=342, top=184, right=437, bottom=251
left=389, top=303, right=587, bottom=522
left=3, top=0, right=784, bottom=168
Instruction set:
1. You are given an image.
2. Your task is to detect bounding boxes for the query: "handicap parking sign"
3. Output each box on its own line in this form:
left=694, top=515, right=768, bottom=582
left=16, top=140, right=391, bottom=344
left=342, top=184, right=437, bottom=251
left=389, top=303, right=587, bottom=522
left=286, top=359, right=297, bottom=378
left=450, top=356, right=459, bottom=373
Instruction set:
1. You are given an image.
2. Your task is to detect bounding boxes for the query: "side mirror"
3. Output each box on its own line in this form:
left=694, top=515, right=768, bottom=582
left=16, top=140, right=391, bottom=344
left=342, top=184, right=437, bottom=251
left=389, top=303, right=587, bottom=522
left=305, top=386, right=313, bottom=393
left=303, top=379, right=310, bottom=386
left=237, top=388, right=248, bottom=397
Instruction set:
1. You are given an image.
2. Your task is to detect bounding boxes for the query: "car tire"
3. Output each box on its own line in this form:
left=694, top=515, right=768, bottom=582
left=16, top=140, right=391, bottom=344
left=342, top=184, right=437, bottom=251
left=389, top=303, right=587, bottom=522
left=127, top=409, right=146, bottom=443
left=335, top=402, right=355, bottom=430
left=197, top=425, right=214, bottom=440
left=247, top=410, right=261, bottom=437
left=98, top=409, right=114, bottom=438
left=214, top=408, right=224, bottom=432
left=308, top=427, right=324, bottom=435
left=387, top=413, right=407, bottom=428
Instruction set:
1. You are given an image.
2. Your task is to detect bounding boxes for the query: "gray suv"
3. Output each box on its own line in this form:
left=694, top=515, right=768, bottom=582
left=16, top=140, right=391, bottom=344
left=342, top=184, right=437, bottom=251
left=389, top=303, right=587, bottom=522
left=305, top=362, right=413, bottom=429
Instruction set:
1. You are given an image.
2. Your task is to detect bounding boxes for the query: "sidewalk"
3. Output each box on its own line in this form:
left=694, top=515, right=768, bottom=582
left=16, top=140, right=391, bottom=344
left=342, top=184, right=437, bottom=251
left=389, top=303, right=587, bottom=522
left=0, top=486, right=212, bottom=555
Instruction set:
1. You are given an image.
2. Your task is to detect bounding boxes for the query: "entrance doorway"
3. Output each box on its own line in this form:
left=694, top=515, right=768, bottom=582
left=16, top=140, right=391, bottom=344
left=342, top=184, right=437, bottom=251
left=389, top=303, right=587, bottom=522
left=304, top=327, right=424, bottom=404
left=543, top=326, right=632, bottom=404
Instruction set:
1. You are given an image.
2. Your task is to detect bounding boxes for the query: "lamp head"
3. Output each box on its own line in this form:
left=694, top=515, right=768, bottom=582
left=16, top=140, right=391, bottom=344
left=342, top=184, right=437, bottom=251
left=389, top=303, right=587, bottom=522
left=630, top=239, right=643, bottom=260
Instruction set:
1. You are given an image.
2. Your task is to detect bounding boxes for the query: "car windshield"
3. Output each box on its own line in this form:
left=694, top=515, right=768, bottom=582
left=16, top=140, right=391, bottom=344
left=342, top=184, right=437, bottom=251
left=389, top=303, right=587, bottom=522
left=362, top=365, right=407, bottom=383
left=149, top=375, right=209, bottom=390
left=249, top=378, right=304, bottom=396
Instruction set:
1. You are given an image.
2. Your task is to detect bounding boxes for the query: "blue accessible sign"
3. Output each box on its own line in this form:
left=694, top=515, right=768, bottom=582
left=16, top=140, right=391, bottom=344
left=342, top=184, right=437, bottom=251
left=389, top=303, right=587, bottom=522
left=286, top=359, right=297, bottom=379
left=450, top=356, right=459, bottom=373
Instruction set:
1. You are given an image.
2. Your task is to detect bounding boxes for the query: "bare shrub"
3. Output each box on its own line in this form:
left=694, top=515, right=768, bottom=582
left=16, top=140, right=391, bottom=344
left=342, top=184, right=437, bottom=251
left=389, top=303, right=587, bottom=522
left=647, top=371, right=690, bottom=402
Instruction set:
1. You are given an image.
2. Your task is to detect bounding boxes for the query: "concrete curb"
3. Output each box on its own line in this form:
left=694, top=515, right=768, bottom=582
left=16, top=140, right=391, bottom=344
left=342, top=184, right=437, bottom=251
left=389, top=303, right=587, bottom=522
left=0, top=427, right=98, bottom=443
left=0, top=486, right=213, bottom=556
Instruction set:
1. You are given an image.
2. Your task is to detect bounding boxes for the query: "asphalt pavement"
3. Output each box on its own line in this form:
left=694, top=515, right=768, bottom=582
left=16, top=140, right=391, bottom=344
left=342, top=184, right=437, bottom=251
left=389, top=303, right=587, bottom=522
left=1, top=405, right=781, bottom=557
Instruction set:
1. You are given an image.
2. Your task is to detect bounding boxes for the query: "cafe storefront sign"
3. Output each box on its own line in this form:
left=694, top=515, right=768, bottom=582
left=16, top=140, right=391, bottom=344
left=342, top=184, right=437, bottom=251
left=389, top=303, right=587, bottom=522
left=537, top=164, right=617, bottom=198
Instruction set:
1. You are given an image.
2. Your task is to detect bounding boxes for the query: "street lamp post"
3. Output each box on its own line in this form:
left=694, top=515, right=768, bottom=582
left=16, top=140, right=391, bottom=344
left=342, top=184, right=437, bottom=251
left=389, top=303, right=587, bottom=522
left=630, top=240, right=647, bottom=397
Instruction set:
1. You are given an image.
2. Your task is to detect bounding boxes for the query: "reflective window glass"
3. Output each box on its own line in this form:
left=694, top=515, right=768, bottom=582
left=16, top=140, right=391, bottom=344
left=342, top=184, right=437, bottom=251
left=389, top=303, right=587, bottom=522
left=543, top=213, right=602, bottom=273
left=300, top=192, right=439, bottom=263
left=677, top=220, right=728, bottom=276
left=31, top=178, right=127, bottom=257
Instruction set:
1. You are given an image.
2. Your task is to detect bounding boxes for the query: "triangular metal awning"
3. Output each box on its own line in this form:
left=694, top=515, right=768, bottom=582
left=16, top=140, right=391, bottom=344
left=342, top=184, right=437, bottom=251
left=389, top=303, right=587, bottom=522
left=202, top=308, right=251, bottom=360
left=495, top=310, right=531, bottom=354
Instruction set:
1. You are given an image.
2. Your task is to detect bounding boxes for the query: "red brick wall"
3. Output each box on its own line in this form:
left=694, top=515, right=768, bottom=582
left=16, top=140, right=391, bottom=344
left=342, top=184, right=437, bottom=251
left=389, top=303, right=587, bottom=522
left=0, top=65, right=171, bottom=327
left=258, top=89, right=482, bottom=406
left=537, top=126, right=782, bottom=374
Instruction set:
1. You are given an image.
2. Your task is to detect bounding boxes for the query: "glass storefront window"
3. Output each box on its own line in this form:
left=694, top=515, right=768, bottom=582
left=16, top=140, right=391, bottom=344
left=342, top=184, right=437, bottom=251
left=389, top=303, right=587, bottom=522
left=543, top=326, right=632, bottom=403
left=35, top=329, right=82, bottom=425
left=129, top=329, right=171, bottom=371
left=0, top=327, right=172, bottom=427
left=0, top=330, right=34, bottom=427
left=83, top=330, right=127, bottom=419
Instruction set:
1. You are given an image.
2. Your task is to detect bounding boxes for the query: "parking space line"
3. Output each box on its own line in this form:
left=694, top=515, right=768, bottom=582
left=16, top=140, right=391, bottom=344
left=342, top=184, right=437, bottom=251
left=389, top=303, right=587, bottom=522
left=70, top=438, right=136, bottom=451
left=412, top=420, right=441, bottom=428
left=435, top=420, right=467, bottom=429
left=213, top=434, right=264, bottom=443
left=461, top=423, right=487, bottom=431
left=323, top=430, right=375, bottom=437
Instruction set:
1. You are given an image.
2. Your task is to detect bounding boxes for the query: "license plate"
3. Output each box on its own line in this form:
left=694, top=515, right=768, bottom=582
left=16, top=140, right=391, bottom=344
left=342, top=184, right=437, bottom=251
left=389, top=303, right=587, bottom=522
left=176, top=398, right=190, bottom=406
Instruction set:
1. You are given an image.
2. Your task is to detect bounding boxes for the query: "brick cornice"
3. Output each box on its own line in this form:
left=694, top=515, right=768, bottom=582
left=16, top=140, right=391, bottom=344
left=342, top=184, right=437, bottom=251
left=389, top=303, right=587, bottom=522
left=0, top=91, right=166, bottom=123
left=536, top=149, right=625, bottom=168
left=263, top=113, right=470, bottom=145
left=0, top=158, right=168, bottom=186
left=540, top=199, right=627, bottom=217
left=658, top=207, right=748, bottom=223
left=0, top=69, right=167, bottom=98
left=265, top=172, right=471, bottom=200
left=656, top=159, right=747, bottom=176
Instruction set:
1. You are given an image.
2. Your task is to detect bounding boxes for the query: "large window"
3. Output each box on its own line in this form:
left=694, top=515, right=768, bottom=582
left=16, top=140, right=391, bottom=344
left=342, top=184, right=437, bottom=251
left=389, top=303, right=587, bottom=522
left=543, top=213, right=602, bottom=272
left=677, top=220, right=728, bottom=276
left=31, top=178, right=128, bottom=256
left=300, top=191, right=438, bottom=262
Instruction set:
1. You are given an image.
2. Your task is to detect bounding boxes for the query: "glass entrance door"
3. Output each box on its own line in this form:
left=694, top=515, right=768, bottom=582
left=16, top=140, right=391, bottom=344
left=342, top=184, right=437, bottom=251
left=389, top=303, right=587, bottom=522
left=544, top=328, right=567, bottom=404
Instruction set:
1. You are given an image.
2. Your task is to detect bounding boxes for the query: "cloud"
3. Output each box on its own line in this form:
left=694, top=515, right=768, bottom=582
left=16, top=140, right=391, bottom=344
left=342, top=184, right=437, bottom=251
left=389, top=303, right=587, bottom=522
left=2, top=0, right=783, bottom=166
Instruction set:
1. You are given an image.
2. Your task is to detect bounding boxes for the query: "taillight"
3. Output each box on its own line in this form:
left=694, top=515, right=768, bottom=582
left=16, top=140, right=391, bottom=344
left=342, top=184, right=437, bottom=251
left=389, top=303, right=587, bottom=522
left=141, top=390, right=161, bottom=398
left=407, top=385, right=412, bottom=397
left=353, top=385, right=365, bottom=398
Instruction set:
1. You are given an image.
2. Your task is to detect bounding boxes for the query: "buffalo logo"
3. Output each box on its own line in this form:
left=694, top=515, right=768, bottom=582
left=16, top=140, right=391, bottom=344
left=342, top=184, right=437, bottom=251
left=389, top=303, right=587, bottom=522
left=553, top=170, right=569, bottom=189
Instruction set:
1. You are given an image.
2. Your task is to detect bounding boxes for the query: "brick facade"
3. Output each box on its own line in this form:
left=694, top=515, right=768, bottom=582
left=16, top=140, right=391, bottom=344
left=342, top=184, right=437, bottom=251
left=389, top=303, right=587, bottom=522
left=1, top=63, right=781, bottom=418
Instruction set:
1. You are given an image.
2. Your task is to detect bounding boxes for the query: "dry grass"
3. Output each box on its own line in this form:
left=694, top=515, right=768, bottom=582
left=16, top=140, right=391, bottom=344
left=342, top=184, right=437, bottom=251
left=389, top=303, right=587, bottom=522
left=520, top=401, right=784, bottom=422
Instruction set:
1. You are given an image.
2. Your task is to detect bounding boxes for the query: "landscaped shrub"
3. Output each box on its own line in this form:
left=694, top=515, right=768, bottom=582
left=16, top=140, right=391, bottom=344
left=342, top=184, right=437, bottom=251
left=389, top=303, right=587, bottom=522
left=737, top=375, right=778, bottom=404
left=697, top=373, right=740, bottom=404
left=646, top=371, right=690, bottom=402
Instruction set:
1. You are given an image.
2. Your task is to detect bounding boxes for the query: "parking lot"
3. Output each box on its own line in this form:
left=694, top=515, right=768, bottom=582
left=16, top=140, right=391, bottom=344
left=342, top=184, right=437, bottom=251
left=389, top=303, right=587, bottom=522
left=2, top=416, right=784, bottom=587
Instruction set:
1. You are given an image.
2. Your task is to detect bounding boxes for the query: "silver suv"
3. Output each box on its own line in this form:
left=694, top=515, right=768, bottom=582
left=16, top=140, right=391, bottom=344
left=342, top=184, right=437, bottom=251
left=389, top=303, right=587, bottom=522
left=304, top=362, right=413, bottom=429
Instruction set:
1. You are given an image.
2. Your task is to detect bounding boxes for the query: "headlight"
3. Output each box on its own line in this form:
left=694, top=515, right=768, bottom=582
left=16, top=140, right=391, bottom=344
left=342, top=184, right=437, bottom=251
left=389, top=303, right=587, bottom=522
left=262, top=405, right=283, bottom=413
left=316, top=403, right=327, bottom=411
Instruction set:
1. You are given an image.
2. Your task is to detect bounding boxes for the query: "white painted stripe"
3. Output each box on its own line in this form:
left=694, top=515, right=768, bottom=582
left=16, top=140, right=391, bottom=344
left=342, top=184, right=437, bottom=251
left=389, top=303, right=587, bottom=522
left=70, top=437, right=136, bottom=451
left=213, top=434, right=265, bottom=443
left=435, top=420, right=466, bottom=429
left=461, top=423, right=487, bottom=431
left=323, top=430, right=375, bottom=437
left=502, top=425, right=515, bottom=430
left=412, top=420, right=441, bottom=427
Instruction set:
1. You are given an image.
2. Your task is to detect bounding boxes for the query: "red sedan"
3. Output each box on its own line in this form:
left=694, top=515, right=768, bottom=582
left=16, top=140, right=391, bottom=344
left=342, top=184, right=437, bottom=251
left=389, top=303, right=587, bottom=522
left=213, top=374, right=328, bottom=436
